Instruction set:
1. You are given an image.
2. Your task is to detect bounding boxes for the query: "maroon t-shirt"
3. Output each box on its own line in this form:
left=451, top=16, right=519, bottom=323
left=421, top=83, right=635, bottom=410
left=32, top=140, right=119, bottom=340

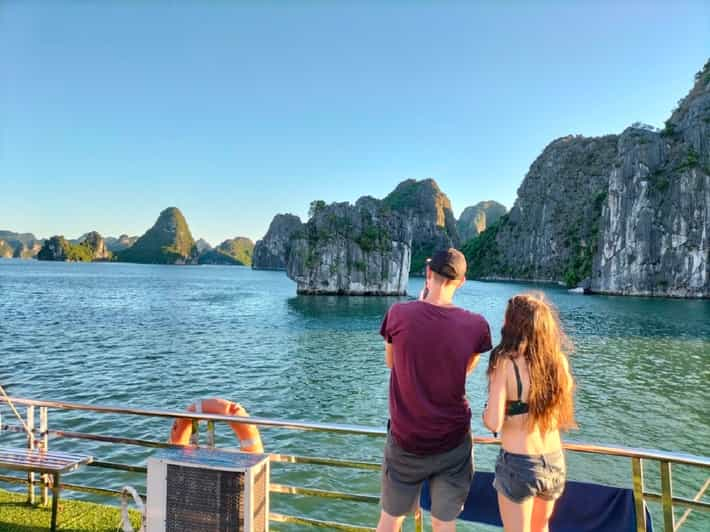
left=380, top=300, right=492, bottom=455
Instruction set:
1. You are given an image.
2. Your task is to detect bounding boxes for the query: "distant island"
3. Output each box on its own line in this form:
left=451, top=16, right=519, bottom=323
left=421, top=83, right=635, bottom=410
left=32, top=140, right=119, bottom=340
left=0, top=231, right=43, bottom=259
left=18, top=207, right=254, bottom=266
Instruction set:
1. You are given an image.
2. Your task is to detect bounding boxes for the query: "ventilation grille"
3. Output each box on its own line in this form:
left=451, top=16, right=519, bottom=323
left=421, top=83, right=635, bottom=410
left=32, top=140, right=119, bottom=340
left=165, top=464, right=245, bottom=532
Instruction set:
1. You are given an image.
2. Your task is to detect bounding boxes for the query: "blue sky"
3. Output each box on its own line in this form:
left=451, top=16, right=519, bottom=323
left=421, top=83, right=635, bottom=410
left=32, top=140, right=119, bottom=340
left=1, top=1, right=708, bottom=245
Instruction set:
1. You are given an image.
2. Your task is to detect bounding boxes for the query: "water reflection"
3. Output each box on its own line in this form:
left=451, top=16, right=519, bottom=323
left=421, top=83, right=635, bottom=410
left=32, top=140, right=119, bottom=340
left=287, top=294, right=406, bottom=320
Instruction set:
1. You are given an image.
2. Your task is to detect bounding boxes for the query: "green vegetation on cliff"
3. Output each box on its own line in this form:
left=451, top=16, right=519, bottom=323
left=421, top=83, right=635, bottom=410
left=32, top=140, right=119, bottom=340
left=355, top=225, right=392, bottom=253
left=117, top=207, right=197, bottom=264
left=462, top=219, right=504, bottom=278
left=465, top=201, right=604, bottom=288
left=218, top=237, right=254, bottom=265
left=561, top=191, right=606, bottom=287
left=199, top=237, right=254, bottom=265
left=382, top=179, right=460, bottom=274
left=382, top=180, right=423, bottom=212
left=37, top=235, right=98, bottom=262
left=67, top=241, right=97, bottom=261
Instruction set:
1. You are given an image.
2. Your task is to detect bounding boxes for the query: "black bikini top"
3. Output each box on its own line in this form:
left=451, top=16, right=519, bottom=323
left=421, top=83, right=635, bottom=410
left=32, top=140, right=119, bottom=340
left=505, top=358, right=529, bottom=416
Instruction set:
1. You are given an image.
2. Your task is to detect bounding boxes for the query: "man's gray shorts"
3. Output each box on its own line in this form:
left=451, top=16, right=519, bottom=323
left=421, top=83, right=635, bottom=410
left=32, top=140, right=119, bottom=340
left=380, top=433, right=473, bottom=521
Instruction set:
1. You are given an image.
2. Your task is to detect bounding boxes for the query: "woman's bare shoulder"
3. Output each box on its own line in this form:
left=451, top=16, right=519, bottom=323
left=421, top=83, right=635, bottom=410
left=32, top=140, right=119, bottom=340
left=490, top=352, right=511, bottom=375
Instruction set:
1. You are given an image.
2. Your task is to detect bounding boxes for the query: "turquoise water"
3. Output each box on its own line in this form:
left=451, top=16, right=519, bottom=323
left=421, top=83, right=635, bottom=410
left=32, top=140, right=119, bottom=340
left=1, top=259, right=708, bottom=531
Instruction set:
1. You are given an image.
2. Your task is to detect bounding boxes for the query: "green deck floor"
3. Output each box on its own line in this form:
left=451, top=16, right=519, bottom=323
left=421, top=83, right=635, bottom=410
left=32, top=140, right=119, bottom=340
left=0, top=488, right=142, bottom=532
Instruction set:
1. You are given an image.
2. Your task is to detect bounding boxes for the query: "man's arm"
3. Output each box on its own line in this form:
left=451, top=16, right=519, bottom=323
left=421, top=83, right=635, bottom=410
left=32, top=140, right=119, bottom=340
left=385, top=341, right=394, bottom=369
left=466, top=353, right=480, bottom=376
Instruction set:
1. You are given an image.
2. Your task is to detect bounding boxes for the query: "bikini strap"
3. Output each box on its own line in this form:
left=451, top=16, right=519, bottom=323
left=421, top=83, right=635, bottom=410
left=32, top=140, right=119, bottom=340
left=511, top=358, right=523, bottom=401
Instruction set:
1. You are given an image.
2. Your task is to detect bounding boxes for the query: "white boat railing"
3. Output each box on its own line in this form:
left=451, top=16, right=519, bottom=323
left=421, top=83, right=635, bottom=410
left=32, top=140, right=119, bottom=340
left=1, top=396, right=709, bottom=531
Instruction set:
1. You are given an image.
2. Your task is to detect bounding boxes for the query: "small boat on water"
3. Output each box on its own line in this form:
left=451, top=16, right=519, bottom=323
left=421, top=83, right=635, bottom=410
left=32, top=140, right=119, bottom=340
left=0, top=395, right=708, bottom=532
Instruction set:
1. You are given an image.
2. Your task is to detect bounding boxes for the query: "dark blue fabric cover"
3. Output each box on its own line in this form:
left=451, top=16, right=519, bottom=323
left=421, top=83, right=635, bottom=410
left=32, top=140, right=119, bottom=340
left=420, top=471, right=653, bottom=531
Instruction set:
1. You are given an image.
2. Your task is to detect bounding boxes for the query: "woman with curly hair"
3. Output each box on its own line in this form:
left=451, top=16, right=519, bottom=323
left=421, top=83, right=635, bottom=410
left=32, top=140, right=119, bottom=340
left=483, top=293, right=576, bottom=532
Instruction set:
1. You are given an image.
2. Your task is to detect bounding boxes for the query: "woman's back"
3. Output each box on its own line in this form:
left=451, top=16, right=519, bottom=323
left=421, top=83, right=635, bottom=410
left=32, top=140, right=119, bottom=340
left=484, top=293, right=576, bottom=531
left=498, top=354, right=563, bottom=455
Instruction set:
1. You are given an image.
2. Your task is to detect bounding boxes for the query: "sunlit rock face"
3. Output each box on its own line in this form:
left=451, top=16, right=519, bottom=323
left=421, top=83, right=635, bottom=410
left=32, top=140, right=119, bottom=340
left=592, top=63, right=710, bottom=298
left=383, top=178, right=460, bottom=275
left=465, top=61, right=710, bottom=297
left=287, top=197, right=412, bottom=295
left=80, top=231, right=111, bottom=261
left=105, top=234, right=138, bottom=253
left=457, top=201, right=507, bottom=243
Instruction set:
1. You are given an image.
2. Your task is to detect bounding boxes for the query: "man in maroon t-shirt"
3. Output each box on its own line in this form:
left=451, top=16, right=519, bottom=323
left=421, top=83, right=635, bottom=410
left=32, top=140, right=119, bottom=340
left=376, top=248, right=492, bottom=532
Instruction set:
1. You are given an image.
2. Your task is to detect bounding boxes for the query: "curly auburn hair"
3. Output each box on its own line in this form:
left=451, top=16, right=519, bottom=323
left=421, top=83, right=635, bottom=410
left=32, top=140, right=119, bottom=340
left=488, top=293, right=577, bottom=433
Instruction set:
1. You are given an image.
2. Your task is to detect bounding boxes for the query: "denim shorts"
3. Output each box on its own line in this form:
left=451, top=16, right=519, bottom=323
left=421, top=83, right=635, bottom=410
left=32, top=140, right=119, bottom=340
left=493, top=449, right=566, bottom=503
left=381, top=432, right=473, bottom=521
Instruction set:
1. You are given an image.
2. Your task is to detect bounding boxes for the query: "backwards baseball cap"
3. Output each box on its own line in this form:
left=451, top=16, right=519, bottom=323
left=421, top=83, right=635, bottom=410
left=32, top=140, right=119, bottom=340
left=426, top=248, right=467, bottom=280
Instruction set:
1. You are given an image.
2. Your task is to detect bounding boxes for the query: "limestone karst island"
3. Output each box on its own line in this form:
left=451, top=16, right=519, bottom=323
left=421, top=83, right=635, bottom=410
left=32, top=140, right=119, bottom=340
left=6, top=60, right=708, bottom=299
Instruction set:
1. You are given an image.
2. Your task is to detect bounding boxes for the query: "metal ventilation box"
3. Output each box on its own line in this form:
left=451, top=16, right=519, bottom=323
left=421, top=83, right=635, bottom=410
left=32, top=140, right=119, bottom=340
left=147, top=447, right=269, bottom=532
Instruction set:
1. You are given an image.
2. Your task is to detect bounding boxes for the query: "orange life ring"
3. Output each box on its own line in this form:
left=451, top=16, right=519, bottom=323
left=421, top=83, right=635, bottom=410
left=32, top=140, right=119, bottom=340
left=169, top=398, right=263, bottom=453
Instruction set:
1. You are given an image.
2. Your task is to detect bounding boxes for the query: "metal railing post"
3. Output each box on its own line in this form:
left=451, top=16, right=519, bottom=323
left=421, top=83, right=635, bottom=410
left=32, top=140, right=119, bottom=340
left=40, top=406, right=49, bottom=505
left=660, top=461, right=675, bottom=531
left=207, top=420, right=216, bottom=448
left=414, top=508, right=423, bottom=532
left=189, top=419, right=199, bottom=446
left=631, top=457, right=646, bottom=532
left=26, top=405, right=35, bottom=504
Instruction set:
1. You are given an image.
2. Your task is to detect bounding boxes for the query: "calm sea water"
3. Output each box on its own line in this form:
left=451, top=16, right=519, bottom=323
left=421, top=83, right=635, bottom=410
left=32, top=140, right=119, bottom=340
left=1, top=259, right=708, bottom=531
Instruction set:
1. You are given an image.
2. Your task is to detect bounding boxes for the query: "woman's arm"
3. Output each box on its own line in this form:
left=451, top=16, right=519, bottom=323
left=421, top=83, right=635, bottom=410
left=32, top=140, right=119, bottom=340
left=561, top=354, right=574, bottom=391
left=483, top=359, right=508, bottom=434
left=385, top=341, right=394, bottom=369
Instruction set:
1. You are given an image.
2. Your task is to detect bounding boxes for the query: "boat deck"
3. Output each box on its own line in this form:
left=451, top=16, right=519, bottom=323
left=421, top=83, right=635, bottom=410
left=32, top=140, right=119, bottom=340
left=1, top=396, right=708, bottom=531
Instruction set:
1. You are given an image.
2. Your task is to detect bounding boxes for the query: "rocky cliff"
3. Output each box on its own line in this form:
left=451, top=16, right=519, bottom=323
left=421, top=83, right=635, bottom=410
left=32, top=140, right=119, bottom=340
left=0, top=240, right=13, bottom=258
left=592, top=62, right=710, bottom=297
left=383, top=179, right=460, bottom=274
left=105, top=234, right=138, bottom=253
left=287, top=197, right=412, bottom=295
left=37, top=235, right=99, bottom=262
left=465, top=134, right=618, bottom=284
left=0, top=231, right=37, bottom=247
left=79, top=231, right=111, bottom=261
left=195, top=238, right=212, bottom=254
left=199, top=237, right=254, bottom=266
left=0, top=231, right=43, bottom=258
left=117, top=207, right=198, bottom=265
left=37, top=236, right=71, bottom=261
left=465, top=60, right=710, bottom=298
left=17, top=241, right=43, bottom=258
left=252, top=214, right=303, bottom=270
left=457, top=201, right=507, bottom=243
